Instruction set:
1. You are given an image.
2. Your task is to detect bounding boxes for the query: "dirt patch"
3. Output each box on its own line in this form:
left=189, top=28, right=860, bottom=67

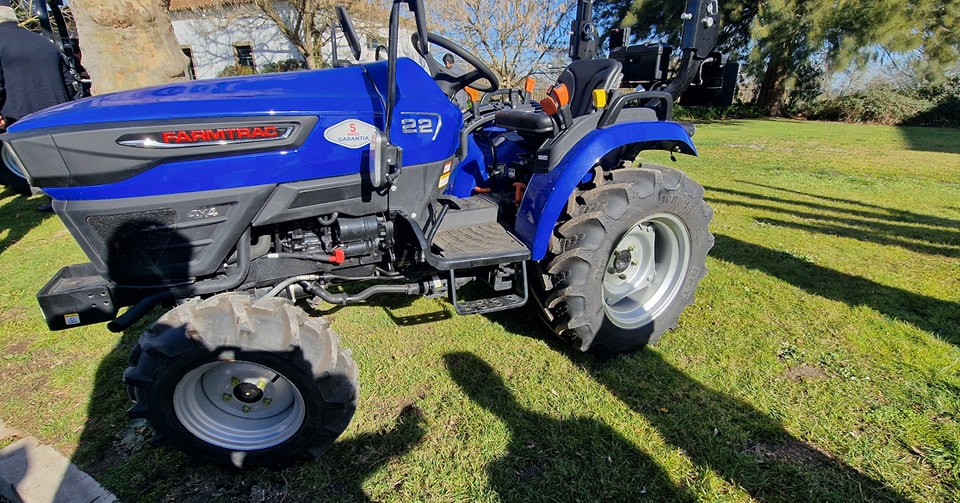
left=1, top=364, right=51, bottom=409
left=80, top=429, right=299, bottom=503
left=2, top=340, right=29, bottom=355
left=159, top=466, right=292, bottom=503
left=0, top=307, right=28, bottom=323
left=782, top=364, right=828, bottom=382
left=746, top=440, right=836, bottom=467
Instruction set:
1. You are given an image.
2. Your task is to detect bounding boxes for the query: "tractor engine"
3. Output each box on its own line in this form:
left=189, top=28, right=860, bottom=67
left=278, top=214, right=395, bottom=267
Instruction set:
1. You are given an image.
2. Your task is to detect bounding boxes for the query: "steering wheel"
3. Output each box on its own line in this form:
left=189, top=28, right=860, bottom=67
left=411, top=32, right=499, bottom=97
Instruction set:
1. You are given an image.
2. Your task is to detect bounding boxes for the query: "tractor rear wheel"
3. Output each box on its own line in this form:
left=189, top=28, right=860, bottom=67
left=123, top=293, right=357, bottom=467
left=534, top=165, right=713, bottom=355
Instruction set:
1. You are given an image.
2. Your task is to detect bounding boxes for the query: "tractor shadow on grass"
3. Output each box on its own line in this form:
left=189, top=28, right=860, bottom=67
left=444, top=351, right=697, bottom=501
left=582, top=349, right=911, bottom=502
left=711, top=234, right=959, bottom=345
left=481, top=306, right=911, bottom=502
left=705, top=183, right=960, bottom=260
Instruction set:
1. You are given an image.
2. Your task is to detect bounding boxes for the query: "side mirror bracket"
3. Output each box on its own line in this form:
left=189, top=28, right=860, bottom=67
left=335, top=6, right=363, bottom=61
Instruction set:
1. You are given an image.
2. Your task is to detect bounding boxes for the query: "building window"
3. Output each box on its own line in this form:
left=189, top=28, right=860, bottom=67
left=234, top=43, right=255, bottom=70
left=182, top=46, right=196, bottom=80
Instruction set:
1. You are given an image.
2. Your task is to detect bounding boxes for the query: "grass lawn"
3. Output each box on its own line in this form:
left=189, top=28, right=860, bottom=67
left=0, top=119, right=957, bottom=501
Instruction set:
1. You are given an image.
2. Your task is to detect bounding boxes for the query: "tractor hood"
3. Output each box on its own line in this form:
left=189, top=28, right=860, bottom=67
left=3, top=58, right=461, bottom=199
left=14, top=62, right=383, bottom=130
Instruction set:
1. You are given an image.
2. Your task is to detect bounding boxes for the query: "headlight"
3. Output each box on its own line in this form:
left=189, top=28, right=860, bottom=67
left=1, top=142, right=27, bottom=179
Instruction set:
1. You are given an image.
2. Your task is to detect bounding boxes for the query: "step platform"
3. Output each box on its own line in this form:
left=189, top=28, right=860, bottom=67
left=448, top=262, right=528, bottom=315
left=425, top=196, right=531, bottom=270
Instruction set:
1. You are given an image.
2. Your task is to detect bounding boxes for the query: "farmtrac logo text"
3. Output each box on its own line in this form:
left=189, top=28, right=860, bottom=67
left=116, top=124, right=294, bottom=149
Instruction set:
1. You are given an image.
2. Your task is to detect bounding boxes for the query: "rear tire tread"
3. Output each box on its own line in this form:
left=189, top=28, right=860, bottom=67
left=534, top=165, right=713, bottom=354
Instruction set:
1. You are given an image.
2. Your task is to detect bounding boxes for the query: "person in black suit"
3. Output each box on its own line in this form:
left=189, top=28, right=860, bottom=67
left=0, top=0, right=75, bottom=207
left=0, top=0, right=74, bottom=128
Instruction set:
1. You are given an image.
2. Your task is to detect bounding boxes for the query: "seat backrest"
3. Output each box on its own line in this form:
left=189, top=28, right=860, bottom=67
left=556, top=59, right=623, bottom=118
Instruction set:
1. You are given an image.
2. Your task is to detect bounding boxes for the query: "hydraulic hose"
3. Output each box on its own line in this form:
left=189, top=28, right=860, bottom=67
left=105, top=289, right=173, bottom=333
left=300, top=279, right=432, bottom=306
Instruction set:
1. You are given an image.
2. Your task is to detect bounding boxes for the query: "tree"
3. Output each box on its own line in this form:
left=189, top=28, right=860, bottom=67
left=9, top=0, right=41, bottom=30
left=598, top=0, right=960, bottom=115
left=861, top=0, right=960, bottom=85
left=186, top=0, right=571, bottom=83
left=219, top=0, right=577, bottom=86
left=748, top=0, right=960, bottom=115
left=251, top=0, right=334, bottom=69
left=428, top=0, right=576, bottom=88
left=594, top=0, right=756, bottom=58
left=195, top=0, right=386, bottom=70
left=70, top=0, right=188, bottom=94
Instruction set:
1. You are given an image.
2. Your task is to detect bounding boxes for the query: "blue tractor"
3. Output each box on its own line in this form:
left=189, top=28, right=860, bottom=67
left=1, top=0, right=718, bottom=466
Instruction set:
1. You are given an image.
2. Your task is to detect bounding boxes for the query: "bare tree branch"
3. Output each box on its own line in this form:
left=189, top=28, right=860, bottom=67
left=177, top=0, right=391, bottom=69
left=429, top=0, right=576, bottom=88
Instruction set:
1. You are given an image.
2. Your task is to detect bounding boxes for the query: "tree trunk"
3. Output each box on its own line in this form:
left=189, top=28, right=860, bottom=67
left=304, top=9, right=320, bottom=69
left=757, top=54, right=790, bottom=117
left=71, top=0, right=187, bottom=95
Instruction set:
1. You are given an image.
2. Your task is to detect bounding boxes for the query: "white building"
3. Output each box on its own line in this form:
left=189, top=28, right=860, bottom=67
left=168, top=0, right=422, bottom=80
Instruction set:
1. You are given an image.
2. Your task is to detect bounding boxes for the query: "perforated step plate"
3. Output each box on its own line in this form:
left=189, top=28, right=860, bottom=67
left=429, top=222, right=530, bottom=269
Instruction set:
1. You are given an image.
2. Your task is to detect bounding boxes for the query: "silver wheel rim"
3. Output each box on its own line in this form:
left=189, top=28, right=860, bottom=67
left=174, top=360, right=306, bottom=451
left=602, top=213, right=691, bottom=329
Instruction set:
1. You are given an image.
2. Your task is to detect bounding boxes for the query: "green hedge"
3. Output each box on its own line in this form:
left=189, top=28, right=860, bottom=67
left=217, top=59, right=306, bottom=78
left=799, top=89, right=932, bottom=125
left=259, top=59, right=306, bottom=74
left=673, top=77, right=960, bottom=127
left=798, top=78, right=960, bottom=127
left=673, top=103, right=765, bottom=121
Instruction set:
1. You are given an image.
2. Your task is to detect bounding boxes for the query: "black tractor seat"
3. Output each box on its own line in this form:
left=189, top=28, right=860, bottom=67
left=494, top=58, right=625, bottom=138
left=494, top=108, right=554, bottom=136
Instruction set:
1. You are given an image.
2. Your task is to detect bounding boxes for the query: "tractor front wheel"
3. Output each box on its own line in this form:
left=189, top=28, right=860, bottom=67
left=123, top=294, right=357, bottom=467
left=535, top=164, right=713, bottom=355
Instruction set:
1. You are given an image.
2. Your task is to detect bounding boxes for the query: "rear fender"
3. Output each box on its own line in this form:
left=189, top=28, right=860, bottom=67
left=514, top=121, right=696, bottom=260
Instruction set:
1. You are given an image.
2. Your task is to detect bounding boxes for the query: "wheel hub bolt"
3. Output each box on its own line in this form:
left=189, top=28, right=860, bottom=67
left=611, top=249, right=633, bottom=274
left=242, top=405, right=252, bottom=413
left=222, top=393, right=231, bottom=402
left=263, top=398, right=272, bottom=406
left=231, top=377, right=241, bottom=386
left=234, top=381, right=265, bottom=404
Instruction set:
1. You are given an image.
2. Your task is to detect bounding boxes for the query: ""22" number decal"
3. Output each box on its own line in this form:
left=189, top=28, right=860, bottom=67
left=401, top=118, right=435, bottom=134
